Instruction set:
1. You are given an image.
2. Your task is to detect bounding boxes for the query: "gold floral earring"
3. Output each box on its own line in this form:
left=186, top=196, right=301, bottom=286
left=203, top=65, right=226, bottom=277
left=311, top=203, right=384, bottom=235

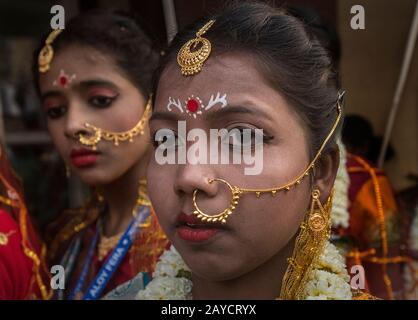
left=280, top=188, right=333, bottom=299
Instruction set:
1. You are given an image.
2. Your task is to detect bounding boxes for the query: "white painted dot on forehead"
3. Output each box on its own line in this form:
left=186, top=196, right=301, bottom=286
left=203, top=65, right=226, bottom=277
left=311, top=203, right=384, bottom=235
left=166, top=92, right=228, bottom=119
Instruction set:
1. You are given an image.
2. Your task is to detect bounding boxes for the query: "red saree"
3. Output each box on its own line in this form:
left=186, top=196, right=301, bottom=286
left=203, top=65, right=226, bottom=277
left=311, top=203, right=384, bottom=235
left=0, top=145, right=51, bottom=300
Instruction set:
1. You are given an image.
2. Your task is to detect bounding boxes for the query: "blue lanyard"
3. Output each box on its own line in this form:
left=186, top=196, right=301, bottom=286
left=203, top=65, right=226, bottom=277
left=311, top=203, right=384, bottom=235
left=57, top=236, right=82, bottom=300
left=68, top=205, right=150, bottom=300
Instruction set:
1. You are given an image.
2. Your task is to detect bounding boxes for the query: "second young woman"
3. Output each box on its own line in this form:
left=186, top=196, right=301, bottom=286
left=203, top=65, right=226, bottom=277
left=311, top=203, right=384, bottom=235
left=34, top=11, right=168, bottom=299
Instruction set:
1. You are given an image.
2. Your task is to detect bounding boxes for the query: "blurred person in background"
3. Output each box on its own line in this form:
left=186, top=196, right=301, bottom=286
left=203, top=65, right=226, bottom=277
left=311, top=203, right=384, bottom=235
left=342, top=115, right=406, bottom=299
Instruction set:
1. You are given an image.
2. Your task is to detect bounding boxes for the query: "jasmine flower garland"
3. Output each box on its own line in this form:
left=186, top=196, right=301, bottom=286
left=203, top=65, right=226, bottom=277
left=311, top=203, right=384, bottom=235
left=135, top=242, right=352, bottom=300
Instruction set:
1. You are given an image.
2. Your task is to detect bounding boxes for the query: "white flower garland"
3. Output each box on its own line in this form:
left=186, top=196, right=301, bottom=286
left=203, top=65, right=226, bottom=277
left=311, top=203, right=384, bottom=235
left=136, top=246, right=192, bottom=300
left=304, top=242, right=352, bottom=300
left=331, top=140, right=350, bottom=229
left=135, top=242, right=352, bottom=300
left=404, top=205, right=418, bottom=299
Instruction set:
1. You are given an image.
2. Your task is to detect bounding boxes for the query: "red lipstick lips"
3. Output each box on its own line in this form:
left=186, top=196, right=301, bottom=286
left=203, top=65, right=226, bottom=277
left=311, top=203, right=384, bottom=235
left=70, top=148, right=100, bottom=168
left=176, top=212, right=224, bottom=243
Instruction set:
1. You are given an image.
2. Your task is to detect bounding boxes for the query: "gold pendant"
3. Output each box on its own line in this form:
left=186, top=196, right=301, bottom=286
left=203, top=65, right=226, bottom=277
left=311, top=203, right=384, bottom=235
left=38, top=45, right=54, bottom=73
left=177, top=20, right=215, bottom=76
left=307, top=211, right=327, bottom=232
left=38, top=29, right=63, bottom=73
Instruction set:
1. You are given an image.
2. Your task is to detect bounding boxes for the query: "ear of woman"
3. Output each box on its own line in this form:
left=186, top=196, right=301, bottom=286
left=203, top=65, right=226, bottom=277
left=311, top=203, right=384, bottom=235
left=313, top=146, right=340, bottom=203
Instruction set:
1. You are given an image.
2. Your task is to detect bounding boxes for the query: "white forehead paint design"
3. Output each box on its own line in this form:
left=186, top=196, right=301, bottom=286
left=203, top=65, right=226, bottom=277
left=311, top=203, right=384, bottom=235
left=53, top=69, right=76, bottom=88
left=166, top=92, right=227, bottom=119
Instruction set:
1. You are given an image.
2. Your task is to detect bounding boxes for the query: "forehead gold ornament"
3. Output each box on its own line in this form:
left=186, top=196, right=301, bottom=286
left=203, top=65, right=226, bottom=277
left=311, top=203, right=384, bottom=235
left=38, top=29, right=63, bottom=73
left=177, top=19, right=215, bottom=76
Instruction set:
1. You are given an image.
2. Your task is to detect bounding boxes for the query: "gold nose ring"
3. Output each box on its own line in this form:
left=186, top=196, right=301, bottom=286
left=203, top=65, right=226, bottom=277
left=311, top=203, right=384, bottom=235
left=192, top=178, right=242, bottom=224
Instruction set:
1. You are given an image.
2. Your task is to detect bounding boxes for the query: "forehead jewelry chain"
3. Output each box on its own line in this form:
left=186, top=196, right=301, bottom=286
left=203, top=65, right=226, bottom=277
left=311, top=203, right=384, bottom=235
left=78, top=97, right=152, bottom=150
left=192, top=102, right=343, bottom=224
left=177, top=19, right=215, bottom=76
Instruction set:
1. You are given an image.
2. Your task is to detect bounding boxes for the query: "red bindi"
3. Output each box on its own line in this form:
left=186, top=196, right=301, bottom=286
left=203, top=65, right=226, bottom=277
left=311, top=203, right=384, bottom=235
left=186, top=99, right=199, bottom=113
left=59, top=75, right=68, bottom=86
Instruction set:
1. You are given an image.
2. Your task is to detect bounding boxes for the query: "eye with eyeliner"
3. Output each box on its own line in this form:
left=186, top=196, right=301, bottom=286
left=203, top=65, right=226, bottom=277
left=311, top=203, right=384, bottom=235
left=45, top=105, right=67, bottom=119
left=225, top=125, right=275, bottom=146
left=87, top=92, right=119, bottom=109
left=42, top=97, right=67, bottom=120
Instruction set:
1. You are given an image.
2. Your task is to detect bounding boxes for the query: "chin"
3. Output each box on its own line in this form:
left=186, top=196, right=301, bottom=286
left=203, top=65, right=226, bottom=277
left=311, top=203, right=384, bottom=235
left=191, top=262, right=247, bottom=282
left=179, top=246, right=245, bottom=282
left=75, top=169, right=115, bottom=186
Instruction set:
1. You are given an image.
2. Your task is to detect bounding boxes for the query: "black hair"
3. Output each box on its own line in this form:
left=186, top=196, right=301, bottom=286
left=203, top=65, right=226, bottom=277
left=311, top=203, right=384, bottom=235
left=342, top=114, right=374, bottom=155
left=33, top=10, right=159, bottom=98
left=286, top=5, right=341, bottom=68
left=154, top=1, right=343, bottom=156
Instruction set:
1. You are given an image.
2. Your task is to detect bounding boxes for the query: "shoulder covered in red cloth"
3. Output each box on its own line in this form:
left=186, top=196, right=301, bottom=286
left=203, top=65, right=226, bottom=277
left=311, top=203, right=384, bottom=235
left=0, top=208, right=36, bottom=299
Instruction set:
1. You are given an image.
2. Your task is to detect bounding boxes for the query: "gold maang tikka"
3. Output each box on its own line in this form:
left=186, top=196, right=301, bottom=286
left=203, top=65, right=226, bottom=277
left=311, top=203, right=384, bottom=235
left=78, top=97, right=152, bottom=150
left=192, top=94, right=344, bottom=224
left=38, top=29, right=63, bottom=73
left=177, top=19, right=215, bottom=76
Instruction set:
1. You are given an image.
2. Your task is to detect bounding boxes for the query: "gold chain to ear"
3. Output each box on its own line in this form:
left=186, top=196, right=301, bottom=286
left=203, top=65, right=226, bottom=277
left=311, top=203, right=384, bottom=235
left=78, top=97, right=152, bottom=150
left=192, top=104, right=342, bottom=224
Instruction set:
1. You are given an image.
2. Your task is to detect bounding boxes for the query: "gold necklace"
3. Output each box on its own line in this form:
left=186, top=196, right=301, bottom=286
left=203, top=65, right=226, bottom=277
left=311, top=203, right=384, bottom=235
left=97, top=179, right=151, bottom=260
left=97, top=229, right=124, bottom=261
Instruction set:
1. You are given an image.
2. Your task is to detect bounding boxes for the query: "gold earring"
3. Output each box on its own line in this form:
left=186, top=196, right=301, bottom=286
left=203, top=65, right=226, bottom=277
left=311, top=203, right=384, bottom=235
left=136, top=179, right=151, bottom=207
left=95, top=188, right=104, bottom=203
left=65, top=165, right=71, bottom=178
left=279, top=189, right=333, bottom=300
left=307, top=189, right=328, bottom=232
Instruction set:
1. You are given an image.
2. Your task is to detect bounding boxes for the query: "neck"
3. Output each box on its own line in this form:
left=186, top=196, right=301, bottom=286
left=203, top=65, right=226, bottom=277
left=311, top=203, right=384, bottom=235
left=192, top=237, right=295, bottom=300
left=100, top=153, right=149, bottom=237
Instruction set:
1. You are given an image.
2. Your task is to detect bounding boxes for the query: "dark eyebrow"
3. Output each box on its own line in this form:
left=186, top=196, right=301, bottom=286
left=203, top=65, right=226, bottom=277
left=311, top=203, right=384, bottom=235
left=40, top=91, right=62, bottom=102
left=150, top=111, right=181, bottom=122
left=40, top=79, right=119, bottom=102
left=78, top=79, right=119, bottom=91
left=205, top=104, right=271, bottom=122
